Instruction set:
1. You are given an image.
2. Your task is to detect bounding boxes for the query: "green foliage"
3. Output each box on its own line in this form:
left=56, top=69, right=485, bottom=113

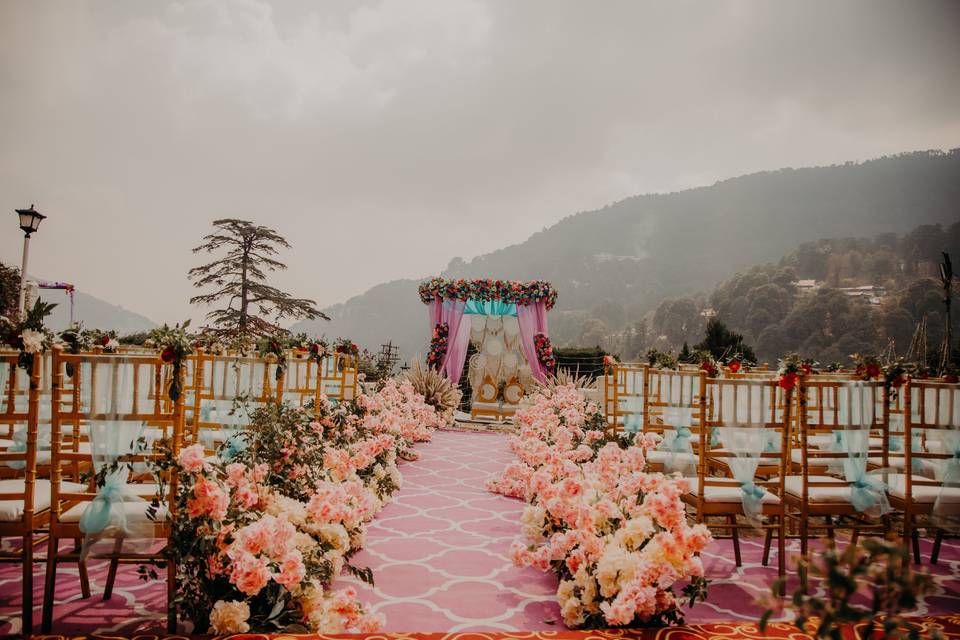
left=0, top=262, right=20, bottom=320
left=694, top=318, right=756, bottom=363
left=553, top=346, right=607, bottom=379
left=761, top=537, right=941, bottom=640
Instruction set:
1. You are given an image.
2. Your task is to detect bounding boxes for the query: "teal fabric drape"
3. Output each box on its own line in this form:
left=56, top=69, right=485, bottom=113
left=624, top=394, right=642, bottom=434
left=464, top=300, right=518, bottom=316
left=933, top=428, right=960, bottom=532
left=717, top=427, right=768, bottom=524
left=657, top=407, right=695, bottom=475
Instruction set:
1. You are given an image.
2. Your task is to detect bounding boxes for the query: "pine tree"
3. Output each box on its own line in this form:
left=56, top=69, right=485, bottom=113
left=188, top=219, right=328, bottom=338
left=694, top=318, right=757, bottom=363
left=678, top=342, right=692, bottom=363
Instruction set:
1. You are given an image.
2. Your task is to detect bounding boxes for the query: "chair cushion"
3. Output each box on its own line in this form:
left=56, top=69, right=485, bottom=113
left=780, top=475, right=852, bottom=502
left=885, top=474, right=960, bottom=504
left=0, top=479, right=86, bottom=521
left=647, top=450, right=697, bottom=466
left=685, top=477, right=779, bottom=504
left=60, top=499, right=168, bottom=524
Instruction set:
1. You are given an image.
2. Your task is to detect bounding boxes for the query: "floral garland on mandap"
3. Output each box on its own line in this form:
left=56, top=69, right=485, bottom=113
left=426, top=322, right=449, bottom=371
left=151, top=379, right=444, bottom=634
left=533, top=332, right=556, bottom=375
left=418, top=278, right=558, bottom=310
left=488, top=384, right=711, bottom=629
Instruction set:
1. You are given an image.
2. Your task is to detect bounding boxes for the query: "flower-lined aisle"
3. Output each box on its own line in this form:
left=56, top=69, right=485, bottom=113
left=165, top=379, right=446, bottom=635
left=488, top=385, right=712, bottom=629
left=332, top=429, right=562, bottom=631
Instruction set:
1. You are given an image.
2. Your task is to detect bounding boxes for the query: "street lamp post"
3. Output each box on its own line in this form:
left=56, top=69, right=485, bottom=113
left=14, top=205, right=47, bottom=319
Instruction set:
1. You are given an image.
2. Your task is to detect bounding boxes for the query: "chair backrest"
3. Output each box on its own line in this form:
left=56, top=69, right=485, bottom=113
left=48, top=349, right=183, bottom=528
left=318, top=353, right=359, bottom=402
left=0, top=352, right=41, bottom=529
left=796, top=377, right=887, bottom=502
left=900, top=379, right=960, bottom=508
left=700, top=376, right=790, bottom=503
left=647, top=367, right=705, bottom=438
left=606, top=363, right=646, bottom=433
left=281, top=352, right=321, bottom=408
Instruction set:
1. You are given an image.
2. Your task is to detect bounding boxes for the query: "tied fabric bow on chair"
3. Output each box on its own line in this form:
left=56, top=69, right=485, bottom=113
left=841, top=427, right=892, bottom=518
left=658, top=407, right=694, bottom=476
left=718, top=426, right=768, bottom=525
left=77, top=361, right=154, bottom=552
left=623, top=393, right=642, bottom=434
left=219, top=429, right=248, bottom=462
left=5, top=424, right=50, bottom=470
left=933, top=429, right=960, bottom=532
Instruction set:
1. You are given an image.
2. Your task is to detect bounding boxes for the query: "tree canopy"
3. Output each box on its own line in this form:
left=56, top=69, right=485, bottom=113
left=188, top=219, right=328, bottom=338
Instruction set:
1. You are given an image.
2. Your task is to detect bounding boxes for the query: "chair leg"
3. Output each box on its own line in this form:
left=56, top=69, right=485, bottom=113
left=762, top=527, right=773, bottom=566
left=729, top=515, right=741, bottom=567
left=931, top=529, right=944, bottom=565
left=41, top=535, right=58, bottom=633
left=75, top=538, right=91, bottom=599
left=850, top=527, right=859, bottom=553
left=912, top=528, right=922, bottom=565
left=902, top=512, right=912, bottom=569
left=103, top=537, right=124, bottom=600
left=777, top=516, right=786, bottom=580
left=824, top=514, right=835, bottom=540
left=799, top=510, right=809, bottom=593
left=22, top=533, right=33, bottom=636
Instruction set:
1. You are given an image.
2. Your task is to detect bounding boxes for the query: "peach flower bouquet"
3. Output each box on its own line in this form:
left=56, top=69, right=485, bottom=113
left=490, top=384, right=712, bottom=629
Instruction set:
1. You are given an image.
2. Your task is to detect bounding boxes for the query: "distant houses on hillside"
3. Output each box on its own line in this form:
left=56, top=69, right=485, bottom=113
left=793, top=279, right=886, bottom=305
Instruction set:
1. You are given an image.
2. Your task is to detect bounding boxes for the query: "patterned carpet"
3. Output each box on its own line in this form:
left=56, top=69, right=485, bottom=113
left=2, top=428, right=958, bottom=636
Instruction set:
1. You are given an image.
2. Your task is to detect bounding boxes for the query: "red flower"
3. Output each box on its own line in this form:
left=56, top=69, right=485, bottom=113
left=98, top=335, right=110, bottom=347
left=778, top=372, right=798, bottom=390
left=700, top=361, right=718, bottom=377
left=801, top=364, right=813, bottom=375
left=865, top=364, right=881, bottom=379
left=728, top=360, right=741, bottom=373
left=160, top=346, right=176, bottom=363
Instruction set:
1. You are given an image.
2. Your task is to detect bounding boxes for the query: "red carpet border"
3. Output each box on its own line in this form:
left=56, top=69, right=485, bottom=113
left=19, top=615, right=960, bottom=638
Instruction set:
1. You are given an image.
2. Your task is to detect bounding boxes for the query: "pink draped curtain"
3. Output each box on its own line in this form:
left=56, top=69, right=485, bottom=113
left=517, top=301, right=550, bottom=383
left=429, top=299, right=471, bottom=381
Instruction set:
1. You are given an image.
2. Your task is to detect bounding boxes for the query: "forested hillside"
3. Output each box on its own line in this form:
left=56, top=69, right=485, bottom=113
left=294, top=149, right=960, bottom=360
left=632, top=222, right=960, bottom=365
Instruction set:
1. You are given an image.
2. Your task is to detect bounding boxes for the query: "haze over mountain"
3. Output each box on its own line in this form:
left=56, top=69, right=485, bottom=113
left=28, top=281, right=157, bottom=335
left=293, top=149, right=960, bottom=360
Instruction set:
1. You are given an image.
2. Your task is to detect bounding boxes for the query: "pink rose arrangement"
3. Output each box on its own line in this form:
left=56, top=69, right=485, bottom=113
left=489, top=384, right=712, bottom=629
left=154, top=380, right=446, bottom=634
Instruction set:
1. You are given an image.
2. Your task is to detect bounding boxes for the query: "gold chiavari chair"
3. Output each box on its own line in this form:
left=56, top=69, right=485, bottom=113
left=188, top=351, right=282, bottom=454
left=0, top=353, right=84, bottom=635
left=645, top=368, right=704, bottom=476
left=887, top=379, right=960, bottom=564
left=685, top=376, right=790, bottom=575
left=782, top=378, right=889, bottom=567
left=281, top=350, right=322, bottom=410
left=319, top=353, right=359, bottom=403
left=607, top=363, right=646, bottom=436
left=42, top=349, right=184, bottom=632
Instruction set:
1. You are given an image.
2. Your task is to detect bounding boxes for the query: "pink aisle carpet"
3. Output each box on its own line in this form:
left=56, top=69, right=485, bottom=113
left=1, top=428, right=958, bottom=635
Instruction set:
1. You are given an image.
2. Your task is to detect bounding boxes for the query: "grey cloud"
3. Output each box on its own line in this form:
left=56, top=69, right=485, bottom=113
left=0, top=0, right=958, bottom=325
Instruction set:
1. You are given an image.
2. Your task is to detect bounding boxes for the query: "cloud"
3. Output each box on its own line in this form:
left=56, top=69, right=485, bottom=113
left=0, top=0, right=957, bottom=326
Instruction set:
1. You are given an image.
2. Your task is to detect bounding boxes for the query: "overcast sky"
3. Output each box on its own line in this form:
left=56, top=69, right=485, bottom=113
left=1, top=0, right=959, bottom=325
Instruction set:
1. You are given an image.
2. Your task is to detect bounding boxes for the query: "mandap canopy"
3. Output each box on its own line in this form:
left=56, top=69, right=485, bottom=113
left=419, top=278, right=557, bottom=383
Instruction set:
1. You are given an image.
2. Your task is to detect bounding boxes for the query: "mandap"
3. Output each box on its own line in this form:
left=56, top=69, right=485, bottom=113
left=419, top=278, right=557, bottom=421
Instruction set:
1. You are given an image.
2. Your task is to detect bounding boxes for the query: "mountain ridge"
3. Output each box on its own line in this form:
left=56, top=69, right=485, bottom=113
left=294, top=149, right=960, bottom=360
